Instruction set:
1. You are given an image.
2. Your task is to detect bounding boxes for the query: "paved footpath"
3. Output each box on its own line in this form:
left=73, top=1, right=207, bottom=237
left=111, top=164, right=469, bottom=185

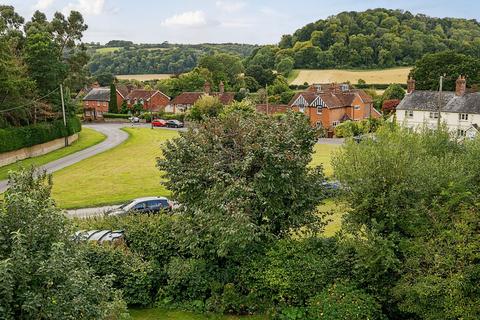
left=0, top=123, right=129, bottom=193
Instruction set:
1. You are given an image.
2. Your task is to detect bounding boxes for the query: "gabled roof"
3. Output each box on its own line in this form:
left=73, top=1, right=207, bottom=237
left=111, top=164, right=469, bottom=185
left=116, top=84, right=129, bottom=98
left=443, top=92, right=480, bottom=114
left=397, top=91, right=455, bottom=112
left=126, top=89, right=169, bottom=101
left=171, top=92, right=234, bottom=105
left=289, top=89, right=373, bottom=109
left=83, top=87, right=110, bottom=102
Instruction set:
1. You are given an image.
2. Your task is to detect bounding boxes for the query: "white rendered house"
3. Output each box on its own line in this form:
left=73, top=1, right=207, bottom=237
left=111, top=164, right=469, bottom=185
left=396, top=76, right=480, bottom=138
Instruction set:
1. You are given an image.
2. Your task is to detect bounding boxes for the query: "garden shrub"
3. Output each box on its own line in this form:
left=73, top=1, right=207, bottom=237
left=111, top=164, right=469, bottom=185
left=82, top=243, right=157, bottom=306
left=102, top=113, right=131, bottom=119
left=307, top=282, right=386, bottom=320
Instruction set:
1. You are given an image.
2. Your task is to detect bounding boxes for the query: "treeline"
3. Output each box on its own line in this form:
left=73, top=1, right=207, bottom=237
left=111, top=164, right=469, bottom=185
left=275, top=8, right=480, bottom=68
left=88, top=43, right=260, bottom=75
left=0, top=6, right=89, bottom=128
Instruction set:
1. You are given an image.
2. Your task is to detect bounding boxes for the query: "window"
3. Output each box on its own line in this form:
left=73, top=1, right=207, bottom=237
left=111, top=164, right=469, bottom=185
left=332, top=120, right=340, bottom=127
left=316, top=106, right=322, bottom=114
left=315, top=121, right=323, bottom=128
left=341, top=84, right=349, bottom=91
left=405, top=110, right=413, bottom=118
left=354, top=105, right=361, bottom=110
left=298, top=104, right=305, bottom=113
left=429, top=112, right=439, bottom=119
left=459, top=113, right=469, bottom=121
left=97, top=101, right=100, bottom=106
left=132, top=202, right=147, bottom=210
left=458, top=129, right=466, bottom=137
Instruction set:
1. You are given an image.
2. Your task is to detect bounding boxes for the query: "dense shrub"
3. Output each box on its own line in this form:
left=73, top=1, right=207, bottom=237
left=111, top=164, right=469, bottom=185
left=103, top=113, right=131, bottom=119
left=334, top=118, right=383, bottom=138
left=0, top=117, right=81, bottom=153
left=0, top=169, right=128, bottom=319
left=307, top=282, right=386, bottom=320
left=82, top=243, right=157, bottom=306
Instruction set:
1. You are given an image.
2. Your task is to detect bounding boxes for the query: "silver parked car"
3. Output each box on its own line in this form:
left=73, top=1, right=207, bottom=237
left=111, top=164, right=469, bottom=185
left=107, top=196, right=172, bottom=216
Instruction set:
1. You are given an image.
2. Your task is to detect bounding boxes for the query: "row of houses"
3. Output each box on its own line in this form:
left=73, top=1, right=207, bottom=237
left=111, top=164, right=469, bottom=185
left=396, top=76, right=480, bottom=138
left=82, top=81, right=235, bottom=120
left=82, top=80, right=379, bottom=135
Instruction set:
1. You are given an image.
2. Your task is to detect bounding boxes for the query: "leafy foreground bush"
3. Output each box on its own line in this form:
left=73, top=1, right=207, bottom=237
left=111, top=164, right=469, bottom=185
left=0, top=168, right=129, bottom=320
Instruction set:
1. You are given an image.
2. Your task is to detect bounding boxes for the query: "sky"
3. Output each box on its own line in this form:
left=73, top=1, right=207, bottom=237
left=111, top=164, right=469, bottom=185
left=4, top=0, right=480, bottom=44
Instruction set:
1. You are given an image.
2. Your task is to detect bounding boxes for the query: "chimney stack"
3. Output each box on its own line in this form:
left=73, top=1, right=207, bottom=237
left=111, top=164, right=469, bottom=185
left=204, top=81, right=211, bottom=94
left=407, top=77, right=415, bottom=93
left=455, top=75, right=466, bottom=96
left=219, top=81, right=224, bottom=94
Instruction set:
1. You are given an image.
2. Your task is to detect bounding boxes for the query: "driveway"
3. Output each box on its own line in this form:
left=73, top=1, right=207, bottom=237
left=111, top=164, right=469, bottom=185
left=66, top=205, right=120, bottom=218
left=0, top=123, right=129, bottom=193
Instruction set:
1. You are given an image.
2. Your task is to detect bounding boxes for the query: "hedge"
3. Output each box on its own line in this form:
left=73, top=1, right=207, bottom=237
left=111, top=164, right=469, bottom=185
left=102, top=113, right=131, bottom=119
left=354, top=83, right=407, bottom=90
left=0, top=117, right=81, bottom=153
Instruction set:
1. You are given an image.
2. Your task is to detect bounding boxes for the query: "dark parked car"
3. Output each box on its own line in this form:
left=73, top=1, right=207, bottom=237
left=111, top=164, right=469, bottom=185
left=107, top=197, right=172, bottom=216
left=166, top=120, right=184, bottom=128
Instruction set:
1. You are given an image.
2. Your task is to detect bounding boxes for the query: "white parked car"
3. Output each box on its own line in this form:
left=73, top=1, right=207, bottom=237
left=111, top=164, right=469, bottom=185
left=107, top=196, right=172, bottom=216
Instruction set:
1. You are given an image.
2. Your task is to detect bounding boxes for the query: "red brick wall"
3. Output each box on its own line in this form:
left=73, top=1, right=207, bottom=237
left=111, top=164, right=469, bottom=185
left=148, top=93, right=170, bottom=112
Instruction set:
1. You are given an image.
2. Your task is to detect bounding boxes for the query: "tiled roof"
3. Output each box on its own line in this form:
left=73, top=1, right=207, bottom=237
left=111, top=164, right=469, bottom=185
left=256, top=104, right=289, bottom=113
left=289, top=89, right=372, bottom=109
left=126, top=89, right=168, bottom=101
left=83, top=87, right=110, bottom=102
left=116, top=84, right=129, bottom=98
left=171, top=92, right=234, bottom=105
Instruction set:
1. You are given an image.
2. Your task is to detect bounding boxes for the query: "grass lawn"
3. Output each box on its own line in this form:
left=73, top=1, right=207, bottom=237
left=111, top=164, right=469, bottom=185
left=130, top=308, right=266, bottom=320
left=51, top=128, right=340, bottom=209
left=0, top=128, right=106, bottom=181
left=312, top=144, right=340, bottom=177
left=290, top=67, right=411, bottom=85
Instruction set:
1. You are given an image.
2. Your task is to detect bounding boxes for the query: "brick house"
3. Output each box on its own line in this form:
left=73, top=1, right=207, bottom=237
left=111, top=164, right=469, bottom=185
left=289, top=83, right=380, bottom=134
left=168, top=81, right=235, bottom=113
left=126, top=89, right=170, bottom=112
left=82, top=84, right=128, bottom=120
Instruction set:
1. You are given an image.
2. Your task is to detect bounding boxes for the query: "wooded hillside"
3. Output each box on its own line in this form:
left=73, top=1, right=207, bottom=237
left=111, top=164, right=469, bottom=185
left=278, top=8, right=480, bottom=68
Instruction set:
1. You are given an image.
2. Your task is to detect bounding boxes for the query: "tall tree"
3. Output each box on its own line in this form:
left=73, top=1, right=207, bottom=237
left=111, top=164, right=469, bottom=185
left=108, top=83, right=118, bottom=113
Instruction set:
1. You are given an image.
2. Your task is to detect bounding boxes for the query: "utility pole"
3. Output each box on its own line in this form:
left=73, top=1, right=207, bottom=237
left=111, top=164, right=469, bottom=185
left=60, top=84, right=68, bottom=147
left=437, top=75, right=443, bottom=129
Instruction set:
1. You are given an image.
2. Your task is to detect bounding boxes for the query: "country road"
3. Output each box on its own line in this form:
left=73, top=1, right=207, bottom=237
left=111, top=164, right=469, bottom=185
left=0, top=123, right=129, bottom=193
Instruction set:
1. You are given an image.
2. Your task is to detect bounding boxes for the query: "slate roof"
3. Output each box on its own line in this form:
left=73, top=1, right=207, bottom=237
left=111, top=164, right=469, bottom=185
left=171, top=92, right=234, bottom=105
left=83, top=88, right=110, bottom=102
left=397, top=91, right=480, bottom=114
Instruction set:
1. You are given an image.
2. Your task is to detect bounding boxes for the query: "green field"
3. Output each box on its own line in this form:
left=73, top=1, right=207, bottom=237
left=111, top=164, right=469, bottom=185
left=96, top=47, right=122, bottom=54
left=289, top=67, right=411, bottom=85
left=130, top=308, right=266, bottom=320
left=51, top=128, right=339, bottom=209
left=0, top=128, right=106, bottom=181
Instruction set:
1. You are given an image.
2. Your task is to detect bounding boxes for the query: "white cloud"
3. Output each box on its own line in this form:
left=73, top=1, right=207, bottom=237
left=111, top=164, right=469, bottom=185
left=63, top=0, right=105, bottom=15
left=215, top=0, right=246, bottom=12
left=33, top=0, right=55, bottom=10
left=161, top=10, right=208, bottom=27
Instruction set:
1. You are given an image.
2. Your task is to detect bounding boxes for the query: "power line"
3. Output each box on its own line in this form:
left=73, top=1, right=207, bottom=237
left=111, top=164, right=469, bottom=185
left=0, top=88, right=60, bottom=114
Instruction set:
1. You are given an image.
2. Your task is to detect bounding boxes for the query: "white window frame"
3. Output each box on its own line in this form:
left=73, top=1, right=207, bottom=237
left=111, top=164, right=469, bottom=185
left=316, top=106, right=322, bottom=114
left=316, top=121, right=323, bottom=128
left=332, top=120, right=340, bottom=127
left=459, top=113, right=469, bottom=121
left=405, top=110, right=413, bottom=118
left=354, top=105, right=361, bottom=110
left=298, top=104, right=305, bottom=113
left=457, top=129, right=466, bottom=137
left=429, top=112, right=439, bottom=119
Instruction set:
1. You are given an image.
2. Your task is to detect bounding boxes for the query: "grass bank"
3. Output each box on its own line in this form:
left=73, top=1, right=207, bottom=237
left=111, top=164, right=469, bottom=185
left=0, top=128, right=106, bottom=181
left=52, top=128, right=339, bottom=209
left=130, top=308, right=266, bottom=320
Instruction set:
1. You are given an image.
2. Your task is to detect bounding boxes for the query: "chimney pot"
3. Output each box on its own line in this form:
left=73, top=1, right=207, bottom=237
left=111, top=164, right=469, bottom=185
left=219, top=81, right=224, bottom=94
left=456, top=75, right=466, bottom=96
left=407, top=77, right=415, bottom=93
left=204, top=81, right=211, bottom=94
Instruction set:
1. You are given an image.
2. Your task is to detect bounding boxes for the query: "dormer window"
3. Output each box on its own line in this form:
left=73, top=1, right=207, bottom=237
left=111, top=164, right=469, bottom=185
left=341, top=84, right=349, bottom=91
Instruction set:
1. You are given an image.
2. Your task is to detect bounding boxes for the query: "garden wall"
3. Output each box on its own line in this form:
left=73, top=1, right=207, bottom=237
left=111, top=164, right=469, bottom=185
left=0, top=133, right=78, bottom=167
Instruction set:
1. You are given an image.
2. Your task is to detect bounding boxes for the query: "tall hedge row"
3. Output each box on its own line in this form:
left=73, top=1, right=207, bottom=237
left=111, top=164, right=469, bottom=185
left=0, top=117, right=81, bottom=153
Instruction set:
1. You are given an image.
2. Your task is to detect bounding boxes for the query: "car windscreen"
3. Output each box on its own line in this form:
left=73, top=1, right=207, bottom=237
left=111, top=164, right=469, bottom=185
left=119, top=200, right=135, bottom=209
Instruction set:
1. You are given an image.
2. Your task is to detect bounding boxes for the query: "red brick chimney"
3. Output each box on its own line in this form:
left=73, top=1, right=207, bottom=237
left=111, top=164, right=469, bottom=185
left=456, top=75, right=466, bottom=96
left=204, top=81, right=211, bottom=94
left=407, top=77, right=415, bottom=93
left=219, top=81, right=224, bottom=94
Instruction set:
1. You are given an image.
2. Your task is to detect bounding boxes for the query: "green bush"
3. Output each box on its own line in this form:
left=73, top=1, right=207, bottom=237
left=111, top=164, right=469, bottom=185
left=103, top=113, right=131, bottom=119
left=82, top=243, right=156, bottom=306
left=307, top=282, right=386, bottom=319
left=0, top=117, right=81, bottom=153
